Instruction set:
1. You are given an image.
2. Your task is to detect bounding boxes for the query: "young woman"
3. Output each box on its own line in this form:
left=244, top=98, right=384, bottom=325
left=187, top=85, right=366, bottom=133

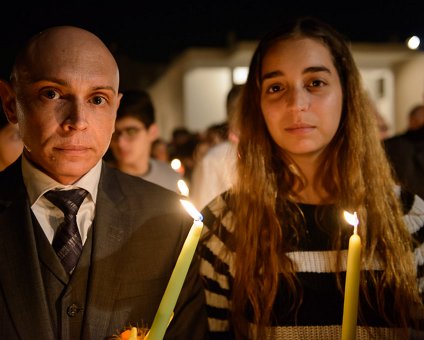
left=199, top=17, right=424, bottom=339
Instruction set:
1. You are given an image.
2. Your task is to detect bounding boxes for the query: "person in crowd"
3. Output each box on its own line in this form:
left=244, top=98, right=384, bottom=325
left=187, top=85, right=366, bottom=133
left=190, top=84, right=243, bottom=209
left=374, top=110, right=390, bottom=140
left=198, top=16, right=424, bottom=339
left=169, top=128, right=201, bottom=184
left=108, top=89, right=183, bottom=193
left=366, top=93, right=390, bottom=141
left=0, top=25, right=207, bottom=339
left=151, top=137, right=170, bottom=162
left=169, top=127, right=193, bottom=159
left=408, top=104, right=424, bottom=131
left=0, top=104, right=23, bottom=170
left=203, top=122, right=230, bottom=148
left=384, top=104, right=424, bottom=198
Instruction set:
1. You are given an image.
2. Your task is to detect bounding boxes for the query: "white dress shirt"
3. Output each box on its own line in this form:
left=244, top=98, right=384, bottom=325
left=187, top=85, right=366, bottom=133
left=22, top=155, right=101, bottom=245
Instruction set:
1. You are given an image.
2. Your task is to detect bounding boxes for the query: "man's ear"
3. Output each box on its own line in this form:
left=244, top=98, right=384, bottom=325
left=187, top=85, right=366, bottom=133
left=147, top=123, right=159, bottom=142
left=116, top=92, right=123, bottom=111
left=0, top=79, right=18, bottom=124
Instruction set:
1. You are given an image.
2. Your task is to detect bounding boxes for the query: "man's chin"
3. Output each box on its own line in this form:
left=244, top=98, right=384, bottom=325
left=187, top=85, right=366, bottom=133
left=47, top=162, right=94, bottom=184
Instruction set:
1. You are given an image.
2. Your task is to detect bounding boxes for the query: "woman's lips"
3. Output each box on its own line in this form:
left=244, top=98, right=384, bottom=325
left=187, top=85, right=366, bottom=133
left=285, top=123, right=315, bottom=133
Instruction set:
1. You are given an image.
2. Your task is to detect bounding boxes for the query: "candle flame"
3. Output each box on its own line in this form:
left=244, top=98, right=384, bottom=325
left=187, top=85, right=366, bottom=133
left=180, top=199, right=203, bottom=221
left=177, top=179, right=189, bottom=197
left=343, top=210, right=359, bottom=234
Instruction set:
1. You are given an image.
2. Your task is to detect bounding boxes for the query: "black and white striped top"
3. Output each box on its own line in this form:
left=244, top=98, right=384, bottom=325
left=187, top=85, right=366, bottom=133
left=198, top=189, right=424, bottom=339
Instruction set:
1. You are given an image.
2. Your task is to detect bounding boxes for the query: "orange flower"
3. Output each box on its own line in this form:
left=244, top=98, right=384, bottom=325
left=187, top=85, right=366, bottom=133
left=111, top=326, right=148, bottom=340
left=120, top=329, right=134, bottom=340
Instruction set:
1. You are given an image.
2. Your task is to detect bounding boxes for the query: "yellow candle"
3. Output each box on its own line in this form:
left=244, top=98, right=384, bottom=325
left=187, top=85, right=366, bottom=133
left=341, top=211, right=361, bottom=340
left=145, top=199, right=203, bottom=340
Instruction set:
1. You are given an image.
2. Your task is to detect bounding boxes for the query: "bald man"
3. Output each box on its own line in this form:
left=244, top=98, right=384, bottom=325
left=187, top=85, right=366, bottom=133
left=0, top=26, right=207, bottom=339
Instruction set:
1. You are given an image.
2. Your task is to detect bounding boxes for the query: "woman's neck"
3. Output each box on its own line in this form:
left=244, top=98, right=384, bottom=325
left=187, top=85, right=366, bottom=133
left=295, top=186, right=330, bottom=205
left=290, top=155, right=330, bottom=205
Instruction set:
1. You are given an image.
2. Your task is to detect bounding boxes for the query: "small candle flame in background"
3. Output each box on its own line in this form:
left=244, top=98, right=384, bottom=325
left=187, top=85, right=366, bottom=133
left=171, top=158, right=184, bottom=175
left=343, top=211, right=359, bottom=234
left=177, top=179, right=189, bottom=197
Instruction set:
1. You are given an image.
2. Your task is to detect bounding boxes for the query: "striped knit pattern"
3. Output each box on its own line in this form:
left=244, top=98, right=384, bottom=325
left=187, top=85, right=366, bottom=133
left=198, top=189, right=424, bottom=339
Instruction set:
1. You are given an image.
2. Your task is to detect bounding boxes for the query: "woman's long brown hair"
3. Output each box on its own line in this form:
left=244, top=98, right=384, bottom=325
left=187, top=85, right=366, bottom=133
left=228, top=16, right=422, bottom=339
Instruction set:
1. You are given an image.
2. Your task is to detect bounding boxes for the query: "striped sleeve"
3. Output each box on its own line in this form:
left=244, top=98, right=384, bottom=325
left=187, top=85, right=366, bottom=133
left=198, top=194, right=235, bottom=334
left=401, top=190, right=424, bottom=294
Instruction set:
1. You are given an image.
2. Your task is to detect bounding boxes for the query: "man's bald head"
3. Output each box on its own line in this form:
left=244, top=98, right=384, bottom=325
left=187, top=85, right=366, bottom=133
left=11, top=26, right=119, bottom=89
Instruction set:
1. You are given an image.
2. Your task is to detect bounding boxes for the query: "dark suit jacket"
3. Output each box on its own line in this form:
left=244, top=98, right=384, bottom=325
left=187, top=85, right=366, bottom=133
left=384, top=126, right=424, bottom=199
left=0, top=158, right=208, bottom=339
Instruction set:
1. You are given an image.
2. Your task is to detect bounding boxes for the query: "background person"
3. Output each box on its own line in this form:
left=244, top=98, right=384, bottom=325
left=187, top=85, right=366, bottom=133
left=190, top=84, right=243, bottom=209
left=408, top=104, right=424, bottom=131
left=0, top=104, right=23, bottom=170
left=384, top=104, right=424, bottom=198
left=151, top=137, right=171, bottom=163
left=198, top=17, right=424, bottom=339
left=108, top=89, right=183, bottom=193
left=0, top=25, right=207, bottom=339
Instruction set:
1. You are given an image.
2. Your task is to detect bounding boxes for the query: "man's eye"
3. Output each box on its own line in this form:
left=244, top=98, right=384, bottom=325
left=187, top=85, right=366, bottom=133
left=92, top=96, right=105, bottom=105
left=45, top=90, right=59, bottom=99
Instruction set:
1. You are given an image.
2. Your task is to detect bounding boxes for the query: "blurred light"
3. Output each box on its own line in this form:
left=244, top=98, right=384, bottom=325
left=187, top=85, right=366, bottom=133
left=233, top=67, right=248, bottom=84
left=171, top=158, right=185, bottom=175
left=171, top=158, right=182, bottom=170
left=178, top=179, right=189, bottom=197
left=406, top=35, right=420, bottom=50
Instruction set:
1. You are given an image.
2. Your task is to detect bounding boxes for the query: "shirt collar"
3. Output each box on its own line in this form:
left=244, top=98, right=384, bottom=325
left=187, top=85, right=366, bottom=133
left=22, top=154, right=102, bottom=206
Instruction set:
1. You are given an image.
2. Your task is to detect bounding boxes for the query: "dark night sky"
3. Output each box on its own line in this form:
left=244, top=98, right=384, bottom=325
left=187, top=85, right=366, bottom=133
left=1, top=1, right=423, bottom=79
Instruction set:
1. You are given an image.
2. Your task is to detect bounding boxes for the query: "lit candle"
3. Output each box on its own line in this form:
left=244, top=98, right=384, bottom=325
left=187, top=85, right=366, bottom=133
left=145, top=199, right=203, bottom=340
left=341, top=211, right=361, bottom=340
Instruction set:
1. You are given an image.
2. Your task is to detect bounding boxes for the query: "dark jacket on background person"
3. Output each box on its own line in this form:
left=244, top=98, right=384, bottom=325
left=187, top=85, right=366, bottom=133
left=384, top=126, right=424, bottom=199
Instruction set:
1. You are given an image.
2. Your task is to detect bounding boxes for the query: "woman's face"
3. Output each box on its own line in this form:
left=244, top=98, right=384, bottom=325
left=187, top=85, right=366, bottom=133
left=260, top=37, right=343, bottom=164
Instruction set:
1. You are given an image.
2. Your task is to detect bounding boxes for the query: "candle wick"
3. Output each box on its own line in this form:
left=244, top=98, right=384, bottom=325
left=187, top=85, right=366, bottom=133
left=354, top=225, right=358, bottom=235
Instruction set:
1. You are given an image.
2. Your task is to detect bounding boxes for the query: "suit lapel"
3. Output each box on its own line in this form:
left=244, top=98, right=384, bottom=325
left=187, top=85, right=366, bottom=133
left=83, top=164, right=129, bottom=337
left=32, top=212, right=69, bottom=283
left=0, top=161, right=55, bottom=339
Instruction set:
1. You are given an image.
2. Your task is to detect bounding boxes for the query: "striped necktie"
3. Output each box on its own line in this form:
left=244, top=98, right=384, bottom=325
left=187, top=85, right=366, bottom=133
left=44, top=188, right=88, bottom=274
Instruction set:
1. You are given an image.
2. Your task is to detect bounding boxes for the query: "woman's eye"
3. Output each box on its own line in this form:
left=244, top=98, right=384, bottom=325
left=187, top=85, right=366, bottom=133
left=268, top=84, right=282, bottom=93
left=310, top=79, right=325, bottom=87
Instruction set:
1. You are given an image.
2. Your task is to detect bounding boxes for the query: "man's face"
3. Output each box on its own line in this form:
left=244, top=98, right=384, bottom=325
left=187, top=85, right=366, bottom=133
left=9, top=27, right=122, bottom=184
